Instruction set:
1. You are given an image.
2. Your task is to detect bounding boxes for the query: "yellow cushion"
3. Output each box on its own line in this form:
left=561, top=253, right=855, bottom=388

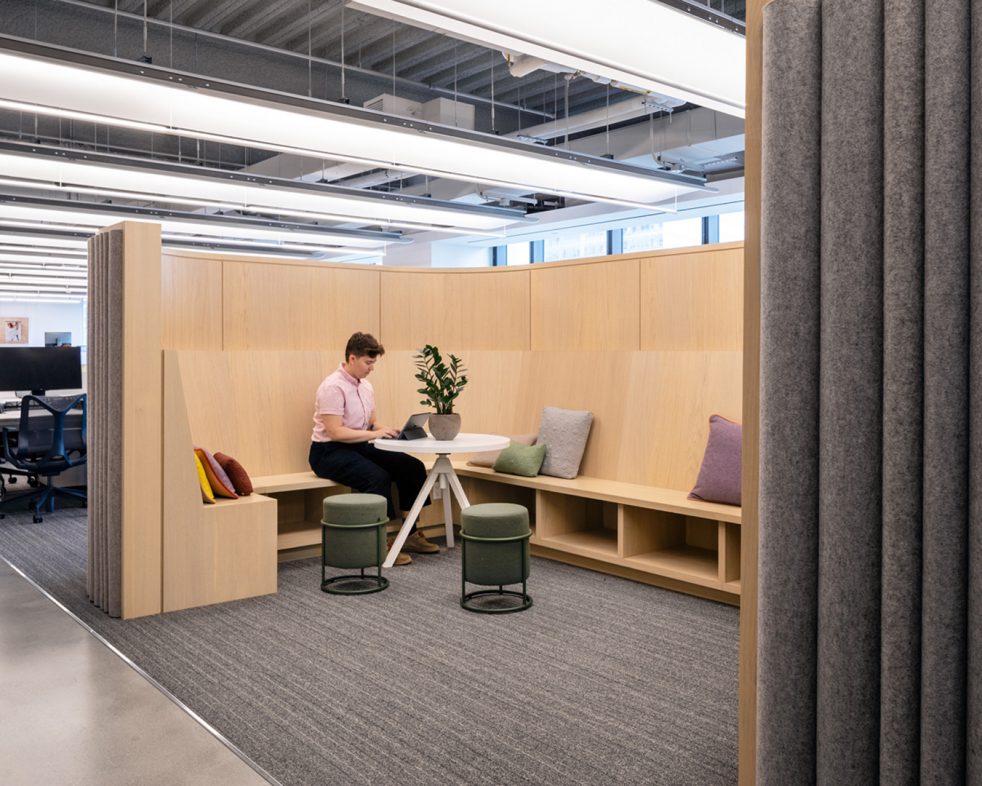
left=194, top=447, right=238, bottom=499
left=194, top=453, right=215, bottom=504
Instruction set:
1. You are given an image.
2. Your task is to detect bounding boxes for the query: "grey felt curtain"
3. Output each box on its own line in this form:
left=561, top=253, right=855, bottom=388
left=87, top=229, right=123, bottom=618
left=758, top=0, right=981, bottom=783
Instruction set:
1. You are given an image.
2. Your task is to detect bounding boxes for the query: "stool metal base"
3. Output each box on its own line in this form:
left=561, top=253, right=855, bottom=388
left=461, top=586, right=532, bottom=614
left=321, top=569, right=389, bottom=595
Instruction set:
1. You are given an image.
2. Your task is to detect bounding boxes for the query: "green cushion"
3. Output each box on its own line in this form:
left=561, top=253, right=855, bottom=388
left=323, top=524, right=386, bottom=569
left=322, top=493, right=388, bottom=526
left=461, top=502, right=530, bottom=539
left=461, top=503, right=530, bottom=586
left=492, top=442, right=546, bottom=477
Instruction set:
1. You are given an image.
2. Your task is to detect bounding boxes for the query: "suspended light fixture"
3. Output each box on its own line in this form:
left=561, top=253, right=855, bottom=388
left=0, top=141, right=528, bottom=233
left=0, top=36, right=706, bottom=210
left=348, top=0, right=746, bottom=117
left=0, top=197, right=406, bottom=251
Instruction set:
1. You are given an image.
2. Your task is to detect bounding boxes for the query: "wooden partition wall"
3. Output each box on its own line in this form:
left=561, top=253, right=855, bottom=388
left=101, top=230, right=742, bottom=617
left=161, top=242, right=742, bottom=489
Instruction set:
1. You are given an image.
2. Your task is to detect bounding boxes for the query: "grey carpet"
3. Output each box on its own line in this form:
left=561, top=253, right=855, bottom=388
left=0, top=502, right=738, bottom=786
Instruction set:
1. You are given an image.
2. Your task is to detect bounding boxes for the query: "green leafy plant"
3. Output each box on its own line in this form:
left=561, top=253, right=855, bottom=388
left=414, top=344, right=468, bottom=414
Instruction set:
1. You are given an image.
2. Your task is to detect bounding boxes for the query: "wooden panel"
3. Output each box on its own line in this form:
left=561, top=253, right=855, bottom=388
left=120, top=222, right=163, bottom=619
left=530, top=258, right=640, bottom=350
left=616, top=351, right=743, bottom=488
left=161, top=253, right=223, bottom=350
left=742, top=3, right=766, bottom=782
left=162, top=353, right=277, bottom=612
left=222, top=260, right=380, bottom=350
left=379, top=268, right=530, bottom=350
left=619, top=507, right=685, bottom=558
left=370, top=350, right=539, bottom=437
left=685, top=517, right=719, bottom=551
left=176, top=350, right=339, bottom=477
left=641, top=244, right=744, bottom=351
left=722, top=522, right=741, bottom=585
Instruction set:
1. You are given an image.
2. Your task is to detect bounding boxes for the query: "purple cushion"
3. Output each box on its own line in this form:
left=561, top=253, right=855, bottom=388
left=688, top=415, right=742, bottom=506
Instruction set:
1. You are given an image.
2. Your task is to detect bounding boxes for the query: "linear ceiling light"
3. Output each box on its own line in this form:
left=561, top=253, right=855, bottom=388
left=0, top=143, right=524, bottom=233
left=0, top=37, right=706, bottom=209
left=0, top=198, right=405, bottom=250
left=349, top=0, right=746, bottom=118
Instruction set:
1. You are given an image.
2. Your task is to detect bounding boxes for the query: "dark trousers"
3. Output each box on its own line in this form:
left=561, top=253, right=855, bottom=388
left=309, top=441, right=431, bottom=522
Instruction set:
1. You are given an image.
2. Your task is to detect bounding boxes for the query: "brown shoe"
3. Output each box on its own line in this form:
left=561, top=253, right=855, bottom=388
left=387, top=539, right=413, bottom=565
left=403, top=532, right=440, bottom=554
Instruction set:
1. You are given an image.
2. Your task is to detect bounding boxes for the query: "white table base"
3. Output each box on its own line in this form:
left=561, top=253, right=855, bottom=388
left=383, top=454, right=471, bottom=568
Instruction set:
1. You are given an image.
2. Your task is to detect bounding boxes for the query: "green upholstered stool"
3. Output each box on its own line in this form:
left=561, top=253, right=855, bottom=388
left=321, top=493, right=390, bottom=595
left=460, top=502, right=532, bottom=613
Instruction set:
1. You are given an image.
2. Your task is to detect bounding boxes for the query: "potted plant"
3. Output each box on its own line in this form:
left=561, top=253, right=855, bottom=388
left=414, top=344, right=468, bottom=440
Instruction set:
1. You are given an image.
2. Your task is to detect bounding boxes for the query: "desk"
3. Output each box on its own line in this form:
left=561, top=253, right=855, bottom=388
left=374, top=433, right=509, bottom=568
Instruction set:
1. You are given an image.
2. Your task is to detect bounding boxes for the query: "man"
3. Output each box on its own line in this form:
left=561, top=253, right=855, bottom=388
left=309, top=332, right=438, bottom=565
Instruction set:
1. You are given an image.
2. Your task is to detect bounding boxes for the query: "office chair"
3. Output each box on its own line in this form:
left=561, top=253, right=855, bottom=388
left=0, top=394, right=87, bottom=523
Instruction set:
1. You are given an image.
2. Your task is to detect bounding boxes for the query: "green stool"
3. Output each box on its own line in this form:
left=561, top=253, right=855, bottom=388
left=460, top=502, right=532, bottom=613
left=321, top=493, right=389, bottom=595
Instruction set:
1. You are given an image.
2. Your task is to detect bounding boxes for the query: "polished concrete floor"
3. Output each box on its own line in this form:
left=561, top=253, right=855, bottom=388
left=0, top=560, right=272, bottom=786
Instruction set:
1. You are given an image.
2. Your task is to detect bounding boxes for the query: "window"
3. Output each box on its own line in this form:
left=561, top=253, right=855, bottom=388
left=543, top=229, right=607, bottom=262
left=622, top=217, right=702, bottom=252
left=507, top=241, right=531, bottom=266
left=718, top=211, right=745, bottom=242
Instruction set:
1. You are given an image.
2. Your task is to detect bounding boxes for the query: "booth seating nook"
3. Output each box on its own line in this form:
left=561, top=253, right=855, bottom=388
left=91, top=221, right=743, bottom=618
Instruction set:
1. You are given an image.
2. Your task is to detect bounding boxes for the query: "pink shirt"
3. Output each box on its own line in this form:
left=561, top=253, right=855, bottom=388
left=311, top=365, right=375, bottom=443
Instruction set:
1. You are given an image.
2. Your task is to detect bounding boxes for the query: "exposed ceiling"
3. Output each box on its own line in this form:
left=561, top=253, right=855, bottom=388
left=0, top=0, right=746, bottom=297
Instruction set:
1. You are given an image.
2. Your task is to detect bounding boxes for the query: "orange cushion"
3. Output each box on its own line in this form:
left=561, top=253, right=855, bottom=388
left=194, top=453, right=215, bottom=504
left=194, top=447, right=238, bottom=499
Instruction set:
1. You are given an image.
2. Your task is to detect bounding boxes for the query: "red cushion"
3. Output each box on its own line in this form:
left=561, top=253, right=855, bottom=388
left=214, top=452, right=253, bottom=496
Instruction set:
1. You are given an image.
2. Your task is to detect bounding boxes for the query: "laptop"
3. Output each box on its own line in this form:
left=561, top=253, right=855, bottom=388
left=396, top=412, right=430, bottom=440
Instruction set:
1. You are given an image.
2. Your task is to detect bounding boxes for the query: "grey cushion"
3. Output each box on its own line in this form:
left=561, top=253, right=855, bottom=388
left=467, top=433, right=537, bottom=468
left=536, top=406, right=593, bottom=479
left=492, top=442, right=546, bottom=477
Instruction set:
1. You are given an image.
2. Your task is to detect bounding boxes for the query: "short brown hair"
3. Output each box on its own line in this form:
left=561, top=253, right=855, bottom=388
left=345, top=332, right=384, bottom=360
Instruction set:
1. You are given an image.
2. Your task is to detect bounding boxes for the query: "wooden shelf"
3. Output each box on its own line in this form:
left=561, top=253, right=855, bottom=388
left=452, top=462, right=742, bottom=524
left=252, top=473, right=339, bottom=494
left=538, top=529, right=618, bottom=559
left=202, top=493, right=276, bottom=511
left=277, top=519, right=321, bottom=550
left=626, top=545, right=719, bottom=585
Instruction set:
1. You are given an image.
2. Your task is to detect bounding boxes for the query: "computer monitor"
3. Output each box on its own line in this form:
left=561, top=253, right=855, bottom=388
left=0, top=346, right=83, bottom=395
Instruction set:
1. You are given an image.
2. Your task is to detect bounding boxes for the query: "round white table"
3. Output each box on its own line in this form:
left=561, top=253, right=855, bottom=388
left=373, top=433, right=509, bottom=567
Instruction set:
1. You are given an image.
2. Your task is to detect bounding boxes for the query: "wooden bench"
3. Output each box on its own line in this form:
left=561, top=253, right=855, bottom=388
left=449, top=462, right=742, bottom=605
left=250, top=471, right=453, bottom=555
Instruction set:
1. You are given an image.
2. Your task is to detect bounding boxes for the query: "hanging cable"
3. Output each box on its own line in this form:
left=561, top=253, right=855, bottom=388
left=339, top=0, right=347, bottom=102
left=307, top=0, right=313, bottom=98
left=142, top=0, right=149, bottom=62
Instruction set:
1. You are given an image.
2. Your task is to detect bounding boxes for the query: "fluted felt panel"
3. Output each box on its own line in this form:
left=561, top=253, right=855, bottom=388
left=759, top=1, right=981, bottom=782
left=86, top=229, right=124, bottom=618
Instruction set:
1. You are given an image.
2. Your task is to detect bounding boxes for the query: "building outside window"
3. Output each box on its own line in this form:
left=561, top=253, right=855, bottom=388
left=507, top=241, right=531, bottom=265
left=543, top=229, right=607, bottom=262
left=622, top=216, right=702, bottom=252
left=718, top=210, right=746, bottom=242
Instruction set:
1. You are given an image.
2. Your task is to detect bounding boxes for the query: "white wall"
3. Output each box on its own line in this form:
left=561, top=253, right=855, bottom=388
left=0, top=301, right=86, bottom=349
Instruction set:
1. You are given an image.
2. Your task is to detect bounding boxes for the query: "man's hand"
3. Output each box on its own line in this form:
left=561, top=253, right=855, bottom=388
left=371, top=425, right=400, bottom=439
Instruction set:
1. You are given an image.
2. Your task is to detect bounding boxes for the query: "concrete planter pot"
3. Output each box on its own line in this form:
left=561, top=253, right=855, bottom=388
left=428, top=413, right=461, bottom=441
